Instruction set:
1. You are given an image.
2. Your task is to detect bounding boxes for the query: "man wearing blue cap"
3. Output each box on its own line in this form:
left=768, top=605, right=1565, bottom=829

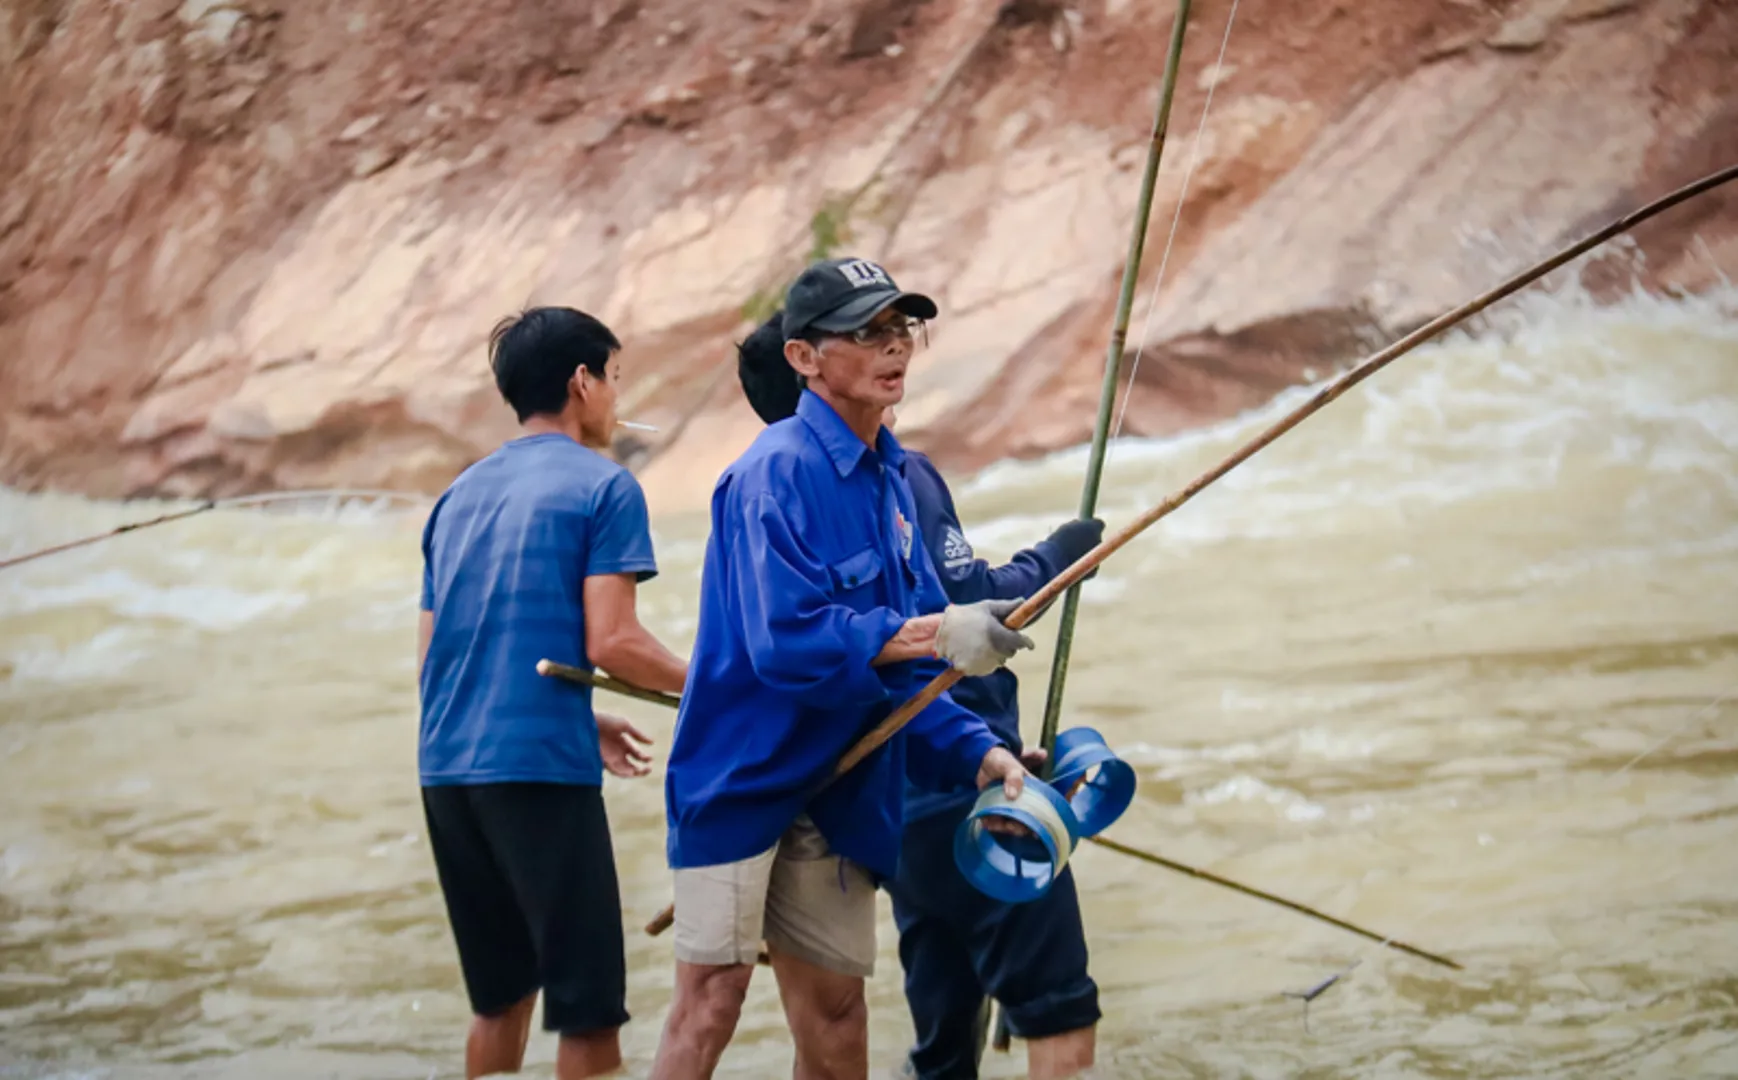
left=650, top=257, right=1037, bottom=1080
left=733, top=310, right=1104, bottom=1080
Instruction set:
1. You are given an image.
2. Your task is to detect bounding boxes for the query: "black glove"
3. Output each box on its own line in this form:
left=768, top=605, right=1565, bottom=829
left=1044, top=517, right=1104, bottom=568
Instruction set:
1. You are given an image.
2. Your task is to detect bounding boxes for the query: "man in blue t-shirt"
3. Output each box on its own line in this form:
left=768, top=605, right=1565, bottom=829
left=418, top=306, right=688, bottom=1080
left=733, top=309, right=1106, bottom=1080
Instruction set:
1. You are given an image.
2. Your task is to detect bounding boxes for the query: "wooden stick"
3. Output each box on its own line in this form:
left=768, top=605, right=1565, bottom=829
left=542, top=662, right=683, bottom=937
left=641, top=160, right=1738, bottom=943
left=1087, top=835, right=1460, bottom=970
left=996, top=0, right=1198, bottom=1054
left=0, top=501, right=217, bottom=572
left=824, top=160, right=1738, bottom=782
left=1036, top=0, right=1195, bottom=770
left=0, top=488, right=431, bottom=575
left=536, top=658, right=683, bottom=709
left=646, top=827, right=1464, bottom=971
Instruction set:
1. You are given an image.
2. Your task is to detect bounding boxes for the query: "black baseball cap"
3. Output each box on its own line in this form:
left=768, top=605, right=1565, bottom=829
left=781, top=257, right=938, bottom=341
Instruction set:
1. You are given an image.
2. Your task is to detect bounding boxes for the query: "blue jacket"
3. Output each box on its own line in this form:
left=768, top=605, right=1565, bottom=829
left=663, top=391, right=1000, bottom=879
left=901, top=451, right=1071, bottom=821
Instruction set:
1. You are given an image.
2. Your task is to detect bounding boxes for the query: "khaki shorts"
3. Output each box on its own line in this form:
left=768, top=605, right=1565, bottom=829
left=671, top=815, right=877, bottom=977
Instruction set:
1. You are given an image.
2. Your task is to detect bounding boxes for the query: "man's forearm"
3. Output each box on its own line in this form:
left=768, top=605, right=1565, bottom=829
left=872, top=614, right=940, bottom=666
left=596, top=626, right=689, bottom=694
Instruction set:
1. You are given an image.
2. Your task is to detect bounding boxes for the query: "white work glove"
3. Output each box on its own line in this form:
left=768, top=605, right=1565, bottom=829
left=934, top=598, right=1034, bottom=677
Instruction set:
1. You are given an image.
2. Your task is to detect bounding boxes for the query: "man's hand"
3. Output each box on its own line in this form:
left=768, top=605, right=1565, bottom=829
left=1045, top=517, right=1105, bottom=567
left=977, top=746, right=1038, bottom=837
left=597, top=712, right=653, bottom=778
left=975, top=745, right=1027, bottom=799
left=936, top=598, right=1034, bottom=676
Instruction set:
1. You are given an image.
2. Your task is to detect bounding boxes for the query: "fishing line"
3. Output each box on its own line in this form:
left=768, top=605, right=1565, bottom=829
left=1109, top=0, right=1244, bottom=444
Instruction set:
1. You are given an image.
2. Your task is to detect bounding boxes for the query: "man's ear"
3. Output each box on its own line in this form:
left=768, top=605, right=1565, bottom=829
left=569, top=366, right=591, bottom=404
left=784, top=339, right=820, bottom=379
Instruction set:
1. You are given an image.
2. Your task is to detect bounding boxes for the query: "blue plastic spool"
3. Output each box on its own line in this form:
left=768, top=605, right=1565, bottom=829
left=1048, top=726, right=1137, bottom=839
left=953, top=777, right=1081, bottom=905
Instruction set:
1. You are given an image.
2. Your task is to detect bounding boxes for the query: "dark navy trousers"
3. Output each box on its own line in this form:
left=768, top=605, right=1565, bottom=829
left=884, top=799, right=1101, bottom=1079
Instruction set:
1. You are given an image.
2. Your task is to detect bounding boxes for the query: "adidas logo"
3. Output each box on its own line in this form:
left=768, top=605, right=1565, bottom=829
left=942, top=526, right=974, bottom=568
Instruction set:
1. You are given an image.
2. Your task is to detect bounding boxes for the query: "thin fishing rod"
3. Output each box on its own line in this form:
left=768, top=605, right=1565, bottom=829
left=536, top=659, right=683, bottom=709
left=638, top=163, right=1738, bottom=942
left=0, top=488, right=433, bottom=574
left=833, top=160, right=1738, bottom=783
left=1087, top=835, right=1459, bottom=969
left=0, top=501, right=217, bottom=572
left=1007, top=0, right=1197, bottom=1053
left=589, top=663, right=1456, bottom=965
left=1033, top=0, right=1196, bottom=775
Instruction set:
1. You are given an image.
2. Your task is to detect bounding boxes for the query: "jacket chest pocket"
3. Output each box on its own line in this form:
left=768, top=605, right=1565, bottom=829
left=827, top=545, right=884, bottom=603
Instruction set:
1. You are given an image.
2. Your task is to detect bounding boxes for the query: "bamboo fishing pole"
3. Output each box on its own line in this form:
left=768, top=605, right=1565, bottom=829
left=617, top=680, right=1458, bottom=970
left=553, top=659, right=1458, bottom=964
left=536, top=658, right=684, bottom=709
left=838, top=160, right=1738, bottom=776
left=1035, top=0, right=1193, bottom=775
left=1087, top=835, right=1460, bottom=969
left=0, top=501, right=217, bottom=572
left=0, top=487, right=433, bottom=574
left=635, top=158, right=1738, bottom=943
left=993, top=0, right=1196, bottom=1053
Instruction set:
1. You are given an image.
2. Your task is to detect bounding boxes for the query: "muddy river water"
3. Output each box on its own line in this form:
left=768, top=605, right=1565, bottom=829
left=2, top=287, right=1736, bottom=1078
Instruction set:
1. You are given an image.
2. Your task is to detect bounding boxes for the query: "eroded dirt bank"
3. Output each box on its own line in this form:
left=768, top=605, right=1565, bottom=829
left=1, top=0, right=1732, bottom=512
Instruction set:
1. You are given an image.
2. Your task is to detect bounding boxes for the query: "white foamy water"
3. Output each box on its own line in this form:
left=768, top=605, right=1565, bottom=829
left=1, top=285, right=1736, bottom=1078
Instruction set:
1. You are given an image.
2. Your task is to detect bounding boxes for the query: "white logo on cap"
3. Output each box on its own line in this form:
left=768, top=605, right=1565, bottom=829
left=837, top=259, right=892, bottom=290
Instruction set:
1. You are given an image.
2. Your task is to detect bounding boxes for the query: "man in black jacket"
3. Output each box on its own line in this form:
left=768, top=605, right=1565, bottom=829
left=736, top=308, right=1104, bottom=1080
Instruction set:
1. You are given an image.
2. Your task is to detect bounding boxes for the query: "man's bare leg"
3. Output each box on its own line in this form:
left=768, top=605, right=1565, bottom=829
left=648, top=960, right=754, bottom=1080
left=467, top=992, right=537, bottom=1078
left=768, top=947, right=868, bottom=1080
left=1027, top=1026, right=1096, bottom=1080
left=557, top=1028, right=624, bottom=1079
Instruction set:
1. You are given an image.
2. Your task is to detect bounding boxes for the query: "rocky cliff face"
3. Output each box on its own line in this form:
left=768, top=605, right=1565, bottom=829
left=2, top=0, right=1733, bottom=513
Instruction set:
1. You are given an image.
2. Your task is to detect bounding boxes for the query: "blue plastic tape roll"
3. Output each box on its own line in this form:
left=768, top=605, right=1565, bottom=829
left=1048, top=726, right=1137, bottom=839
left=953, top=777, right=1081, bottom=905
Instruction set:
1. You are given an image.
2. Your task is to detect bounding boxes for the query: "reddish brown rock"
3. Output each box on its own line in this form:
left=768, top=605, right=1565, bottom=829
left=0, top=0, right=1732, bottom=512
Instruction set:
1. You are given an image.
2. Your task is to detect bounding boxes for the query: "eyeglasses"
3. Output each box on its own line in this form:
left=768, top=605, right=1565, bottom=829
left=832, top=316, right=926, bottom=349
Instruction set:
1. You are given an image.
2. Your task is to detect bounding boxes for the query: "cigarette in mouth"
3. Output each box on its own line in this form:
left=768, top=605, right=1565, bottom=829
left=617, top=420, right=659, bottom=433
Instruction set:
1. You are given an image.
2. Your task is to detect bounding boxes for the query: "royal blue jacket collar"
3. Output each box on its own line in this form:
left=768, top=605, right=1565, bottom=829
left=796, top=388, right=906, bottom=478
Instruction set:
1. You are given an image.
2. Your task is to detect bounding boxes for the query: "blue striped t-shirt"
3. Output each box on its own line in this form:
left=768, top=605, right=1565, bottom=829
left=418, top=433, right=658, bottom=787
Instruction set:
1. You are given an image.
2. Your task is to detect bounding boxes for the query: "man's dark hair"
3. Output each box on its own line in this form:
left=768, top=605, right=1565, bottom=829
left=488, top=306, right=621, bottom=422
left=737, top=309, right=805, bottom=425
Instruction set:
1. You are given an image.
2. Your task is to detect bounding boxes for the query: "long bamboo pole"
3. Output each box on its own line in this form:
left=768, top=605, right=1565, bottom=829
left=0, top=488, right=433, bottom=574
left=1034, top=0, right=1194, bottom=775
left=824, top=160, right=1738, bottom=783
left=0, top=501, right=217, bottom=572
left=1087, top=835, right=1460, bottom=968
left=540, top=658, right=1464, bottom=966
left=995, top=0, right=1197, bottom=1053
left=536, top=658, right=683, bottom=709
left=611, top=676, right=1459, bottom=968
left=635, top=160, right=1738, bottom=941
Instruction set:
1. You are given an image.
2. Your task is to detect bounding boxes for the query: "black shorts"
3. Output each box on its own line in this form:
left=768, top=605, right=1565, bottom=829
left=421, top=782, right=628, bottom=1035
